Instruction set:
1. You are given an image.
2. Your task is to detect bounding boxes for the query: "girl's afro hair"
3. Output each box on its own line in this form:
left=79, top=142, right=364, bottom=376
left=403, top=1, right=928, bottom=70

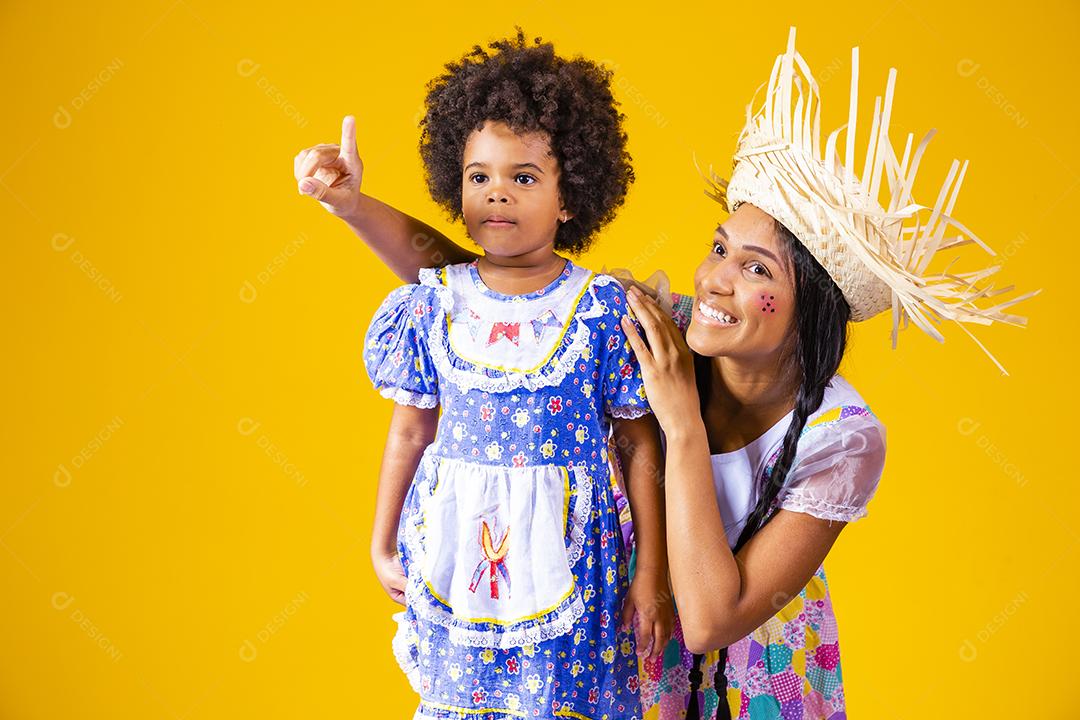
left=419, top=29, right=634, bottom=255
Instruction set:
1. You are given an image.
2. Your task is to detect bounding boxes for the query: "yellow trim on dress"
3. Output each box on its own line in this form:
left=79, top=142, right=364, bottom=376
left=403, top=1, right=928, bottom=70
left=553, top=708, right=595, bottom=719
left=423, top=582, right=578, bottom=627
left=562, top=466, right=571, bottom=535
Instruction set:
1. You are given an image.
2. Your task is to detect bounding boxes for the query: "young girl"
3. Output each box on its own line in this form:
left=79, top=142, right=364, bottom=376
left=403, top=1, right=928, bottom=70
left=317, top=33, right=671, bottom=719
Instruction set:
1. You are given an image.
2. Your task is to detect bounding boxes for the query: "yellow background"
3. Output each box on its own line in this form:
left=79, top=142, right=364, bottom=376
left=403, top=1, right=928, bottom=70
left=3, top=0, right=1076, bottom=717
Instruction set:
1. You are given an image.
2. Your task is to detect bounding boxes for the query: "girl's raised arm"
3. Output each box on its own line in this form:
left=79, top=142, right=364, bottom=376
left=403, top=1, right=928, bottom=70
left=294, top=115, right=478, bottom=283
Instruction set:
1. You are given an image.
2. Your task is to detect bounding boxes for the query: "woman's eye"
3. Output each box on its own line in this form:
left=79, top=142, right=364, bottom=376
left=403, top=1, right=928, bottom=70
left=711, top=242, right=725, bottom=256
left=469, top=173, right=488, bottom=183
left=515, top=174, right=536, bottom=185
left=749, top=263, right=771, bottom=277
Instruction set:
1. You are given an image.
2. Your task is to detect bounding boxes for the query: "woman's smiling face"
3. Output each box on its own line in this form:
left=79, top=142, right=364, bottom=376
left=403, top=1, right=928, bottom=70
left=686, top=203, right=797, bottom=360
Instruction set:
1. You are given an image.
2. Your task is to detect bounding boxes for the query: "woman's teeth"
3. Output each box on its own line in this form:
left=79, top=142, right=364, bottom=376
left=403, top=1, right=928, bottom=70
left=698, top=302, right=739, bottom=325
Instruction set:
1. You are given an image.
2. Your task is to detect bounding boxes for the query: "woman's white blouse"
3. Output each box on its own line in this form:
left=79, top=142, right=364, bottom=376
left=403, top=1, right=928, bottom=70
left=709, top=374, right=887, bottom=547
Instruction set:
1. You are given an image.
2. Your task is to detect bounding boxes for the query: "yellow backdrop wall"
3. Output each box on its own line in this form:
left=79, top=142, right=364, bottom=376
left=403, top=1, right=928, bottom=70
left=3, top=1, right=1076, bottom=717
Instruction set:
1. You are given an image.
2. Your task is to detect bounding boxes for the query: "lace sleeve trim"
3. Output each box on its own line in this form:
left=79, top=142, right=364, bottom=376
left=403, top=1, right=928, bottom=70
left=378, top=386, right=439, bottom=409
left=777, top=487, right=868, bottom=523
left=607, top=405, right=652, bottom=420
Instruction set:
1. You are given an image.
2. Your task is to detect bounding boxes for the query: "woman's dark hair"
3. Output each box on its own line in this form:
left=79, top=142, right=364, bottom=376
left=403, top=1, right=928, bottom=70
left=418, top=29, right=634, bottom=255
left=733, top=218, right=852, bottom=550
left=693, top=216, right=852, bottom=553
left=687, top=216, right=853, bottom=720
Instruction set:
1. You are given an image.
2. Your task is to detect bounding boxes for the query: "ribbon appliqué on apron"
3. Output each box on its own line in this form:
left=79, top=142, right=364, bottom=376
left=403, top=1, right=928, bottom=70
left=470, top=519, right=511, bottom=599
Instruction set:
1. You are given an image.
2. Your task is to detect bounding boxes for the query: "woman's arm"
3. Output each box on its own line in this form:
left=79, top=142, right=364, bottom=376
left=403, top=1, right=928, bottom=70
left=620, top=286, right=847, bottom=654
left=661, top=421, right=845, bottom=652
left=370, top=403, right=439, bottom=604
left=294, top=115, right=477, bottom=284
left=612, top=415, right=672, bottom=657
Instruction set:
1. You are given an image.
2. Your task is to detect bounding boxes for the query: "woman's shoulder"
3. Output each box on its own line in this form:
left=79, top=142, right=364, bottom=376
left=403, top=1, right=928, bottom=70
left=778, top=375, right=888, bottom=522
left=783, top=375, right=887, bottom=481
left=805, top=375, right=885, bottom=436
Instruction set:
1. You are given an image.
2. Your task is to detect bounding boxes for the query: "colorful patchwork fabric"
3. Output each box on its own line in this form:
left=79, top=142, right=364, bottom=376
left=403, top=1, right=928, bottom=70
left=638, top=514, right=853, bottom=720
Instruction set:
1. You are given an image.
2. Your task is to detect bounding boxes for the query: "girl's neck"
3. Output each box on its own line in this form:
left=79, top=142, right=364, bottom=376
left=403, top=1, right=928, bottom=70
left=702, top=354, right=800, bottom=454
left=476, top=251, right=567, bottom=295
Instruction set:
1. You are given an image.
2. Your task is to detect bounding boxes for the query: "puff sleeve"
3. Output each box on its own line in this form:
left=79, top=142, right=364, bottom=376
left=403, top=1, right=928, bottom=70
left=597, top=280, right=652, bottom=420
left=362, top=283, right=440, bottom=409
left=668, top=290, right=695, bottom=333
left=777, top=410, right=886, bottom=522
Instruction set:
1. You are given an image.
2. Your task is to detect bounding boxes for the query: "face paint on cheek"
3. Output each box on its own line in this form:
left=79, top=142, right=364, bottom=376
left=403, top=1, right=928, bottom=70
left=760, top=294, right=777, bottom=314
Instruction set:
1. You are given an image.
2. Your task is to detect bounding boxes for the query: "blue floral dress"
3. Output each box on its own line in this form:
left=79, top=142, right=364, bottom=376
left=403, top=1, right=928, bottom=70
left=363, top=259, right=652, bottom=720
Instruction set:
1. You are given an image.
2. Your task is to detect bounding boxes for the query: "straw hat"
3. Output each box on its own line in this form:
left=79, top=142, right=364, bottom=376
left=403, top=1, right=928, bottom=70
left=701, top=28, right=1039, bottom=373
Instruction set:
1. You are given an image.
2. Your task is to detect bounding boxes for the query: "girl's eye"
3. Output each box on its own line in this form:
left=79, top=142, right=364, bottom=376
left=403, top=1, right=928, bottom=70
left=749, top=263, right=771, bottom=277
left=469, top=173, right=488, bottom=183
left=711, top=241, right=725, bottom=256
left=515, top=174, right=536, bottom=185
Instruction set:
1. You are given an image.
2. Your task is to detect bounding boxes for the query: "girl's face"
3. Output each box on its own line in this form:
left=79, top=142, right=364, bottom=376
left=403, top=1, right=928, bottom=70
left=460, top=121, right=571, bottom=260
left=686, top=203, right=797, bottom=361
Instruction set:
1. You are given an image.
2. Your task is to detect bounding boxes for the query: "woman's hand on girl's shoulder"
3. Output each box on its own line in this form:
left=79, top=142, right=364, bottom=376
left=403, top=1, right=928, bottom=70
left=621, top=286, right=700, bottom=435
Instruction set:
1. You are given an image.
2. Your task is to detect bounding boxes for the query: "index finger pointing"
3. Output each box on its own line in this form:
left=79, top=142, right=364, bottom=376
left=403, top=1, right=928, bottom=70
left=340, top=115, right=357, bottom=158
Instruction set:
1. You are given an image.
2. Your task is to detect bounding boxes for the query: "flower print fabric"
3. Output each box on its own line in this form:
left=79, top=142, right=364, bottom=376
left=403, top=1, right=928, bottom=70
left=363, top=259, right=651, bottom=720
